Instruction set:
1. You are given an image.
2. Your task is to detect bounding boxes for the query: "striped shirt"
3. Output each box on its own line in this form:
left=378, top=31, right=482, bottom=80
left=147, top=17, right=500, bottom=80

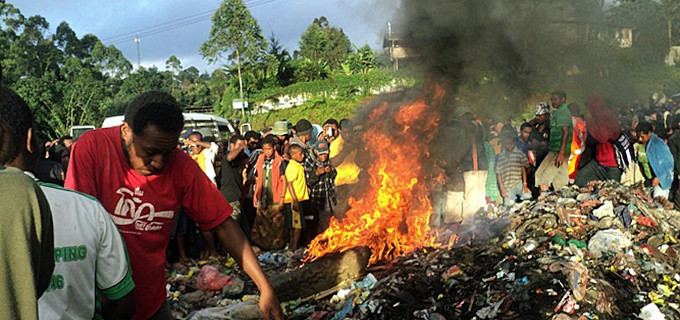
left=495, top=147, right=529, bottom=190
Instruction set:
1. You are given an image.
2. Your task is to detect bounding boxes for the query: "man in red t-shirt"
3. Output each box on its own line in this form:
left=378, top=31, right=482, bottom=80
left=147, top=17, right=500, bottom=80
left=65, top=91, right=282, bottom=320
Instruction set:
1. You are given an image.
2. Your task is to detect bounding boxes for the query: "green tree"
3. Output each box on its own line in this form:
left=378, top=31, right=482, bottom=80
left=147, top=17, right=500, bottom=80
left=342, top=44, right=377, bottom=75
left=298, top=16, right=351, bottom=73
left=608, top=0, right=667, bottom=66
left=200, top=0, right=267, bottom=119
left=660, top=0, right=680, bottom=47
left=165, top=55, right=182, bottom=75
left=269, top=34, right=295, bottom=86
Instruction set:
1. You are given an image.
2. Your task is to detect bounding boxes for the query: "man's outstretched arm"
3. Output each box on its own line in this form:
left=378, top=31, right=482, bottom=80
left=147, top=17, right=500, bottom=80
left=214, top=218, right=283, bottom=320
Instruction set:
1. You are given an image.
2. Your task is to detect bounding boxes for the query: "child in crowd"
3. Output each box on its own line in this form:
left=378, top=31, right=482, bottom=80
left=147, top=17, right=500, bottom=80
left=284, top=144, right=311, bottom=250
left=251, top=136, right=287, bottom=250
left=308, top=140, right=337, bottom=235
left=496, top=129, right=532, bottom=206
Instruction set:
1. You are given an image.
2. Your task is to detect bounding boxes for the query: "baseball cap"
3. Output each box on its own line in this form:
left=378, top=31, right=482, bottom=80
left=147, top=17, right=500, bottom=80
left=314, top=139, right=330, bottom=154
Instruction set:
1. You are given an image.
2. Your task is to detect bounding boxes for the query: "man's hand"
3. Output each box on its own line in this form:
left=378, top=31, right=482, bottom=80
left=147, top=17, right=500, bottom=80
left=499, top=188, right=508, bottom=198
left=292, top=200, right=300, bottom=211
left=315, top=166, right=325, bottom=176
left=259, top=287, right=284, bottom=320
left=555, top=153, right=565, bottom=167
left=652, top=177, right=660, bottom=186
left=324, top=166, right=332, bottom=173
left=522, top=185, right=531, bottom=195
left=253, top=197, right=259, bottom=209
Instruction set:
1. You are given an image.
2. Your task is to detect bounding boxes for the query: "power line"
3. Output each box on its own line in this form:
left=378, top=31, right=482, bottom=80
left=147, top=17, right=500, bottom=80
left=101, top=8, right=216, bottom=42
left=109, top=14, right=214, bottom=45
left=104, top=0, right=279, bottom=46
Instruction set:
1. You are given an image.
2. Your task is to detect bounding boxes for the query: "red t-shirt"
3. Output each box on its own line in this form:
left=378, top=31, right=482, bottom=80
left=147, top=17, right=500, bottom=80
left=64, top=126, right=231, bottom=319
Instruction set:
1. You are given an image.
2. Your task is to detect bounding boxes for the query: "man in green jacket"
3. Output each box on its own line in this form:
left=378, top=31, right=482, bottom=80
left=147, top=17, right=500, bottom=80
left=0, top=88, right=54, bottom=320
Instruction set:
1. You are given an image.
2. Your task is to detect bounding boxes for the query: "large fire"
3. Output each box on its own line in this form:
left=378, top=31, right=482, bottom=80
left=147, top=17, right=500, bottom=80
left=306, top=85, right=445, bottom=265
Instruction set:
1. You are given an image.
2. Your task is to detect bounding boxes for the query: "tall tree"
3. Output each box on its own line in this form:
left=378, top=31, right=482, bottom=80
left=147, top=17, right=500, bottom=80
left=269, top=34, right=295, bottom=86
left=660, top=0, right=680, bottom=47
left=298, top=16, right=351, bottom=72
left=165, top=55, right=182, bottom=75
left=200, top=0, right=267, bottom=119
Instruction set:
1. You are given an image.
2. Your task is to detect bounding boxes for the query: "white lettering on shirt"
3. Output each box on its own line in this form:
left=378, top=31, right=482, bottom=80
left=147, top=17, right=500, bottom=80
left=112, top=187, right=174, bottom=232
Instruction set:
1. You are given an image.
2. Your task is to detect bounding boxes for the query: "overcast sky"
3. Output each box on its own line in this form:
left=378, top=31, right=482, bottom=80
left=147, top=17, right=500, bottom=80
left=12, top=0, right=400, bottom=73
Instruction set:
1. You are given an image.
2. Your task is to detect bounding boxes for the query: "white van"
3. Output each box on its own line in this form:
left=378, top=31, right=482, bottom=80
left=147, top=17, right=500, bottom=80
left=101, top=113, right=237, bottom=141
left=69, top=125, right=96, bottom=141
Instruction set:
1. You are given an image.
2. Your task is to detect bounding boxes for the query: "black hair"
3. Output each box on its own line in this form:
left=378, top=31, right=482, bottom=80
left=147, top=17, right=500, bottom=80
left=672, top=115, right=680, bottom=130
left=635, top=121, right=653, bottom=134
left=261, top=135, right=276, bottom=147
left=59, top=135, right=73, bottom=144
left=288, top=143, right=303, bottom=155
left=229, top=134, right=245, bottom=145
left=0, top=87, right=34, bottom=163
left=244, top=130, right=260, bottom=141
left=339, top=118, right=352, bottom=130
left=567, top=103, right=580, bottom=116
left=124, top=91, right=183, bottom=135
left=551, top=90, right=567, bottom=99
left=520, top=122, right=532, bottom=132
left=500, top=126, right=517, bottom=141
left=188, top=131, right=203, bottom=140
left=323, top=118, right=339, bottom=126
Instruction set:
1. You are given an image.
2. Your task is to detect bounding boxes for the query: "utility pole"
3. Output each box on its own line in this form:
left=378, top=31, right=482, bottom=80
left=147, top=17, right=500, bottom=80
left=236, top=48, right=245, bottom=120
left=134, top=34, right=141, bottom=69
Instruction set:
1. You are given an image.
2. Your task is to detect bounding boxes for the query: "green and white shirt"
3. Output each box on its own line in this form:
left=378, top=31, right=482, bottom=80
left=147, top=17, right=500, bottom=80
left=32, top=173, right=134, bottom=320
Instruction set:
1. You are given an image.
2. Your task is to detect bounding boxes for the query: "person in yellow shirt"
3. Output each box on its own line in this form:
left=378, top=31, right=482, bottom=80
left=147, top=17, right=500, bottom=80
left=284, top=144, right=310, bottom=250
left=331, top=119, right=361, bottom=186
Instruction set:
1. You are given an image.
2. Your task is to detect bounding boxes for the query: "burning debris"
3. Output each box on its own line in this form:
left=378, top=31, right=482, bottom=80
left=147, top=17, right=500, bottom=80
left=306, top=85, right=446, bottom=265
left=166, top=180, right=680, bottom=320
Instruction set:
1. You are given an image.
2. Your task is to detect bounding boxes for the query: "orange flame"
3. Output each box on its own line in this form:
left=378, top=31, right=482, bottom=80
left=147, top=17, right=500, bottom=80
left=306, top=85, right=445, bottom=265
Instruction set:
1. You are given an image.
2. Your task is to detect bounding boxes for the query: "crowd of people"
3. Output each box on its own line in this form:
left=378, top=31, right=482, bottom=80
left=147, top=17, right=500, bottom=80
left=6, top=64, right=680, bottom=320
left=169, top=115, right=356, bottom=259
left=437, top=89, right=680, bottom=224
left=0, top=80, right=285, bottom=319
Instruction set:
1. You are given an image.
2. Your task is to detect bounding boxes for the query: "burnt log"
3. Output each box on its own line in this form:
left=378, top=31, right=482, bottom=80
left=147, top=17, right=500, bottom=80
left=271, top=247, right=371, bottom=301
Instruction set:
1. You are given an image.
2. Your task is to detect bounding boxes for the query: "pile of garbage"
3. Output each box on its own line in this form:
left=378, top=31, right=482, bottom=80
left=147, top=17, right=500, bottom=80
left=165, top=251, right=298, bottom=319
left=167, top=181, right=680, bottom=319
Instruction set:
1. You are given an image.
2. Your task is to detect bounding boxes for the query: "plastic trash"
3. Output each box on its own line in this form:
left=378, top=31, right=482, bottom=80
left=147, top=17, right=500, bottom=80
left=353, top=273, right=377, bottom=290
left=257, top=252, right=288, bottom=266
left=593, top=201, right=615, bottom=219
left=221, top=276, right=245, bottom=298
left=587, top=229, right=633, bottom=258
left=615, top=205, right=632, bottom=228
left=331, top=298, right=355, bottom=320
left=189, top=301, right=263, bottom=320
left=549, top=262, right=590, bottom=301
left=638, top=302, right=665, bottom=320
left=195, top=265, right=232, bottom=291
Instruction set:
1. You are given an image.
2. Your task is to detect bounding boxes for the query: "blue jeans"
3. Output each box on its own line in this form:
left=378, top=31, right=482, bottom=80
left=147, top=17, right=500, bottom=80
left=503, top=183, right=532, bottom=206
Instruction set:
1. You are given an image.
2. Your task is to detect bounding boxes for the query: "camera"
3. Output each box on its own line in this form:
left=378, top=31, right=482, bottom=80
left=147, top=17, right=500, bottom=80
left=326, top=127, right=334, bottom=137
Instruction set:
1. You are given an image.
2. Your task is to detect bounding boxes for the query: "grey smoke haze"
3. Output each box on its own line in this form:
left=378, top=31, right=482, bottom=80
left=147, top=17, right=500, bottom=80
left=391, top=0, right=660, bottom=118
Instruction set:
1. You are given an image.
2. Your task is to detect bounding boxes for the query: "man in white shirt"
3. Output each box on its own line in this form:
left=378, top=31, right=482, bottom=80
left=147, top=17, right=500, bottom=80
left=0, top=85, right=135, bottom=319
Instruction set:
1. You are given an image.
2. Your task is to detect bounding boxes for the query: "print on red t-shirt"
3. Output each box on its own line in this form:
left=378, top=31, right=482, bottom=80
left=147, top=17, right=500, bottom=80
left=65, top=126, right=232, bottom=319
